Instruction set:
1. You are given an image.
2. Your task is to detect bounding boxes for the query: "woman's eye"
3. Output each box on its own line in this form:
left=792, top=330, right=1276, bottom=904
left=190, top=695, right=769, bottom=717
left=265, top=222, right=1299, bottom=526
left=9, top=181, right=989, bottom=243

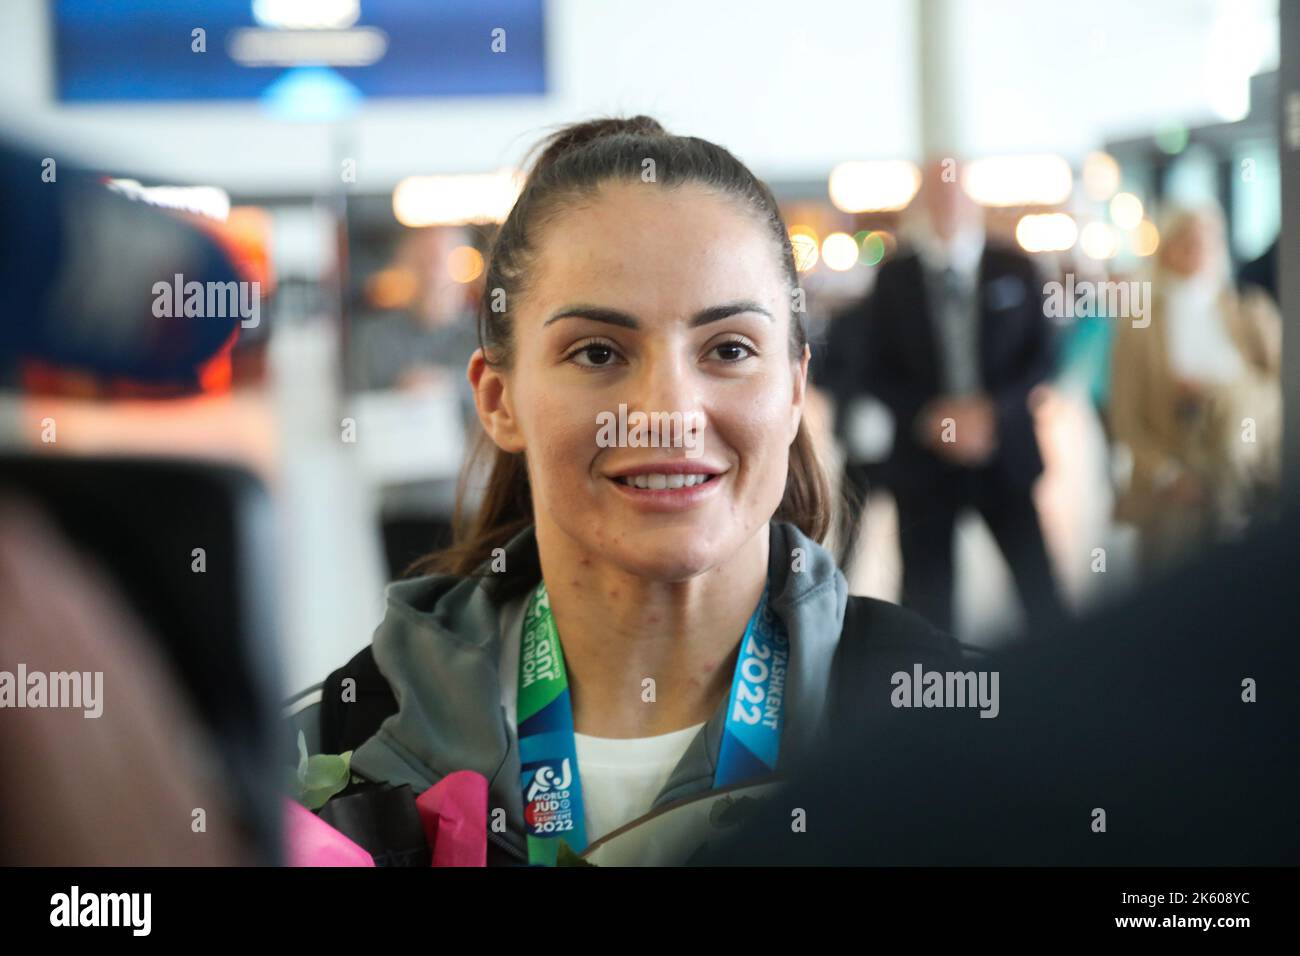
left=710, top=340, right=756, bottom=363
left=568, top=342, right=621, bottom=368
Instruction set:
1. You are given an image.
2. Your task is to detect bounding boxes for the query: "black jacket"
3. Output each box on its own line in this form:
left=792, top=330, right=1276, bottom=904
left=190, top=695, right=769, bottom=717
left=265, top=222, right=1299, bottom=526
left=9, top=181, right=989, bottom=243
left=285, top=523, right=973, bottom=866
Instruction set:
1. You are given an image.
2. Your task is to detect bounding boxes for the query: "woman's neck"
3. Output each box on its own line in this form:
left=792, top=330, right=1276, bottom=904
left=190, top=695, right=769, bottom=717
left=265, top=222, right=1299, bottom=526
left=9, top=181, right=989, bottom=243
left=532, top=522, right=770, bottom=739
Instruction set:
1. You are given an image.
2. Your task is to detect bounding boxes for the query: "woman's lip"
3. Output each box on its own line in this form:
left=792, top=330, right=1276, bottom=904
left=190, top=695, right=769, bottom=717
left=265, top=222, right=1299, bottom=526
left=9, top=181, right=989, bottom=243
left=605, top=472, right=726, bottom=511
left=605, top=461, right=726, bottom=478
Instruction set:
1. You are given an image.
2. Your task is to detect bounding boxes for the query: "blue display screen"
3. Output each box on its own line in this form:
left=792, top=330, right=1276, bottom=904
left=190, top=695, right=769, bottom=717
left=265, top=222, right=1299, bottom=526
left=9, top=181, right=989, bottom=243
left=53, top=0, right=547, bottom=102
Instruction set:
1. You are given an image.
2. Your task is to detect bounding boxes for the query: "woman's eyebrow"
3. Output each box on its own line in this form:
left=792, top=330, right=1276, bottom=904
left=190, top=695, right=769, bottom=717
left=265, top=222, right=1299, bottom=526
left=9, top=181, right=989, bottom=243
left=543, top=301, right=773, bottom=329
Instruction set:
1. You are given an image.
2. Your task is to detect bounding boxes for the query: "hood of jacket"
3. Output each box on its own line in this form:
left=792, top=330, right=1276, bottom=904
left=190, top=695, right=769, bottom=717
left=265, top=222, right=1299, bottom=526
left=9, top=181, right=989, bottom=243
left=348, top=520, right=849, bottom=861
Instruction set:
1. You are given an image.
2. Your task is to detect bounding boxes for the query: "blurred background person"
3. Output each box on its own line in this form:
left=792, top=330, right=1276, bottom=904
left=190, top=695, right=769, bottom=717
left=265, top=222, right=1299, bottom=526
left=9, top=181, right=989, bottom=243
left=350, top=225, right=482, bottom=399
left=830, top=159, right=1065, bottom=636
left=1110, top=204, right=1282, bottom=576
left=349, top=225, right=486, bottom=577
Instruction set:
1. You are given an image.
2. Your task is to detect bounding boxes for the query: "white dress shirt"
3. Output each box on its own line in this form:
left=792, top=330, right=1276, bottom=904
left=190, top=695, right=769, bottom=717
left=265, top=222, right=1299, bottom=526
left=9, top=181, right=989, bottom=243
left=915, top=225, right=987, bottom=396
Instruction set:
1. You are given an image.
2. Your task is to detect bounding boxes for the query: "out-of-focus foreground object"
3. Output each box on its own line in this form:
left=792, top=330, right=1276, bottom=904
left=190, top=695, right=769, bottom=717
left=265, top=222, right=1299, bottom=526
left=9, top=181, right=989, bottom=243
left=0, top=456, right=284, bottom=863
left=0, top=495, right=259, bottom=864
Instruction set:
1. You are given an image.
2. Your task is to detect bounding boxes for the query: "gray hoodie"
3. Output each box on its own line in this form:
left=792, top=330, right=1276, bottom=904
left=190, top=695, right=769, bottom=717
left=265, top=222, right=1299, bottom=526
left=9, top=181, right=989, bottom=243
left=288, top=519, right=949, bottom=863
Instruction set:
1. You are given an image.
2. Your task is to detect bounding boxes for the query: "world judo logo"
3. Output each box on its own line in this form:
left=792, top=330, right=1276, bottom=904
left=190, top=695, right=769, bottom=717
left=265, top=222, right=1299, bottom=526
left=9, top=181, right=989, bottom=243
left=524, top=759, right=577, bottom=836
left=525, top=758, right=573, bottom=803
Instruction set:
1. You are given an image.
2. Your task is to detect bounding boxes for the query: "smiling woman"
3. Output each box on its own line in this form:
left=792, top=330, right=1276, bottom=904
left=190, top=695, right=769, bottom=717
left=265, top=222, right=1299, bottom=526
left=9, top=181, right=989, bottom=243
left=435, top=115, right=829, bottom=582
left=286, top=116, right=961, bottom=867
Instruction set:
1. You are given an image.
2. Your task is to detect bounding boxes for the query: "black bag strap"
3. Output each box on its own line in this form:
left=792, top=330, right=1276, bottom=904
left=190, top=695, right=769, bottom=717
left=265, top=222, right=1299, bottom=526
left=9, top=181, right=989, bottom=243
left=319, top=646, right=399, bottom=756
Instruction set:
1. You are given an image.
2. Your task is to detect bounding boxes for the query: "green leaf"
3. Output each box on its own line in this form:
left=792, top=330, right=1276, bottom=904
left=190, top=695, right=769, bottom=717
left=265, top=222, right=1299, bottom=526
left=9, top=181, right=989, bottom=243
left=555, top=840, right=596, bottom=867
left=296, top=731, right=309, bottom=788
left=292, top=747, right=353, bottom=810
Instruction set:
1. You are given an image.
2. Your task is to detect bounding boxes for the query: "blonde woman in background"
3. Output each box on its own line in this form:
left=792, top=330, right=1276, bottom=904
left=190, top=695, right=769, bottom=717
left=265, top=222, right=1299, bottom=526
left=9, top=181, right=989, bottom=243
left=1111, top=204, right=1281, bottom=574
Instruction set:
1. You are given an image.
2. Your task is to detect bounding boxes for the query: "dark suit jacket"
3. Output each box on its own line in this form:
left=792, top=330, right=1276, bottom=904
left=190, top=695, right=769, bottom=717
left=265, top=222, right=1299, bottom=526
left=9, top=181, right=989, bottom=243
left=822, top=243, right=1055, bottom=493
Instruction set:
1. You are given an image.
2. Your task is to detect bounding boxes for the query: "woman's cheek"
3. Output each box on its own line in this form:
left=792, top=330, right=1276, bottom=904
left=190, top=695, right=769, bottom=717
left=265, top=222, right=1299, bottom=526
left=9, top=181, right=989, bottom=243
left=755, top=375, right=800, bottom=495
left=732, top=370, right=795, bottom=455
left=526, top=391, right=603, bottom=498
left=717, top=384, right=792, bottom=501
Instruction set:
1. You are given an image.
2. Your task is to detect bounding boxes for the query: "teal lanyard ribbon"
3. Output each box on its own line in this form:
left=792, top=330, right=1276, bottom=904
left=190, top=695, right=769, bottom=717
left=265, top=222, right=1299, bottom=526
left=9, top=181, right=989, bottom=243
left=516, top=579, right=788, bottom=866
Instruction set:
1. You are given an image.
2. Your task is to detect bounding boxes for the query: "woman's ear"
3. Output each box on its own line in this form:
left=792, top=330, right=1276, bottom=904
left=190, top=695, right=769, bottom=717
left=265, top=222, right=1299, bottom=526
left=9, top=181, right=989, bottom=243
left=468, top=349, right=527, bottom=453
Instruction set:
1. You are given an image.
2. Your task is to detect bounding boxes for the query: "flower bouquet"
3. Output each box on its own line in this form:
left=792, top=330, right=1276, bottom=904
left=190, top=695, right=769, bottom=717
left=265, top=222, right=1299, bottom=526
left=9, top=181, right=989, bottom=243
left=285, top=732, right=488, bottom=867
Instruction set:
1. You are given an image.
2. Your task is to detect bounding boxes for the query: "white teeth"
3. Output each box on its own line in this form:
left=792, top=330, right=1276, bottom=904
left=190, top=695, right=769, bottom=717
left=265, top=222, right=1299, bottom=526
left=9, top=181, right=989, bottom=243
left=619, top=473, right=713, bottom=489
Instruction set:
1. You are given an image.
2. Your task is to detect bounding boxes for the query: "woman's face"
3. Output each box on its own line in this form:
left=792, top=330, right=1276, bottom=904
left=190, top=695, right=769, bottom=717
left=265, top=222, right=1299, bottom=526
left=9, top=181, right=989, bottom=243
left=474, top=180, right=807, bottom=581
left=1161, top=215, right=1219, bottom=279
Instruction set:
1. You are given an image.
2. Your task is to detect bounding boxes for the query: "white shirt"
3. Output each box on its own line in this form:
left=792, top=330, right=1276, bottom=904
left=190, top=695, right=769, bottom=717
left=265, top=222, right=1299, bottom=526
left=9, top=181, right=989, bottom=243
left=915, top=224, right=987, bottom=396
left=498, top=593, right=705, bottom=846
left=915, top=222, right=986, bottom=279
left=571, top=723, right=704, bottom=846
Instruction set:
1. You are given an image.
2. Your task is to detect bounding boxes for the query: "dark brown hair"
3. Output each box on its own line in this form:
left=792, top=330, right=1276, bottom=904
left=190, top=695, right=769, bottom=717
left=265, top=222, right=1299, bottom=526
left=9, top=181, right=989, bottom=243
left=412, top=115, right=831, bottom=578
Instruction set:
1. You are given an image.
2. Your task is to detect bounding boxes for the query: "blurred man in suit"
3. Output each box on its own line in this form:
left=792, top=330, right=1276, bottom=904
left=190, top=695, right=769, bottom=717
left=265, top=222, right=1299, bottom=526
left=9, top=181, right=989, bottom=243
left=826, top=159, right=1063, bottom=635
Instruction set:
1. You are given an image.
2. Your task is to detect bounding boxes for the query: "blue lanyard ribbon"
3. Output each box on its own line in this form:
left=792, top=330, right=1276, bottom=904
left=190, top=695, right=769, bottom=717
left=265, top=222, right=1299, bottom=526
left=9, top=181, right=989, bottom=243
left=516, top=580, right=788, bottom=866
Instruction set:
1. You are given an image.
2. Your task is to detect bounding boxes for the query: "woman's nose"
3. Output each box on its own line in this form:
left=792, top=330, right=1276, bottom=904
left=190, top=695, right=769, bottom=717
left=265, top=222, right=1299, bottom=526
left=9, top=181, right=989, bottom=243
left=627, top=348, right=683, bottom=407
left=625, top=355, right=707, bottom=446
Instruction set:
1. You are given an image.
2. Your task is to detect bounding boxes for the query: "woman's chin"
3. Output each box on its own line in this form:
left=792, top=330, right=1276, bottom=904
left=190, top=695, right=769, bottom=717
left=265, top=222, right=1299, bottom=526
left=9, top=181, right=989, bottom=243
left=605, top=540, right=723, bottom=582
